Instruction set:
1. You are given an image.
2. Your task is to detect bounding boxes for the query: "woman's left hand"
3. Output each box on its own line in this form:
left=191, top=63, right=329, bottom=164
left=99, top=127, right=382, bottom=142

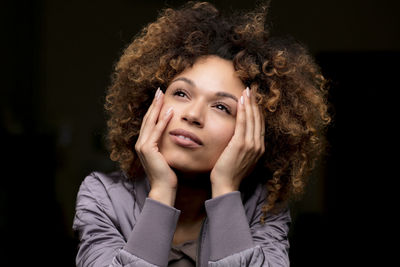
left=210, top=87, right=265, bottom=198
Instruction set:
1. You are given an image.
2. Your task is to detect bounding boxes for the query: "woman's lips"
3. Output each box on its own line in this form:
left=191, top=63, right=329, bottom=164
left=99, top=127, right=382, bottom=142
left=169, top=133, right=202, bottom=148
left=169, top=129, right=203, bottom=145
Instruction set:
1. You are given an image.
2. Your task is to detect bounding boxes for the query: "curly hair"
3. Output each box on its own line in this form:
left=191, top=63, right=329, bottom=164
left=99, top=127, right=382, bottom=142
left=104, top=1, right=332, bottom=224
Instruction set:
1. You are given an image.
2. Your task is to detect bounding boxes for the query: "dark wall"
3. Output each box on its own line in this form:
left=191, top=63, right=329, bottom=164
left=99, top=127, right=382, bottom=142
left=1, top=0, right=398, bottom=266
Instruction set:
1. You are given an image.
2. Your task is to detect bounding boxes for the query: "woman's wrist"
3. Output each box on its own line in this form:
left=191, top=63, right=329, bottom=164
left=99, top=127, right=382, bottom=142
left=149, top=186, right=177, bottom=207
left=211, top=184, right=237, bottom=198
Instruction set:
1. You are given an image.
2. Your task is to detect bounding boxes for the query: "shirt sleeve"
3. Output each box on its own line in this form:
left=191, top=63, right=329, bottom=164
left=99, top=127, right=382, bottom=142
left=73, top=174, right=180, bottom=267
left=204, top=191, right=291, bottom=266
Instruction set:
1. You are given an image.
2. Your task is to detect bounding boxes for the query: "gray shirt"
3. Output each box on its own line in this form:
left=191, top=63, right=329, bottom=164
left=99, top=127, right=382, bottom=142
left=169, top=240, right=197, bottom=266
left=73, top=171, right=291, bottom=266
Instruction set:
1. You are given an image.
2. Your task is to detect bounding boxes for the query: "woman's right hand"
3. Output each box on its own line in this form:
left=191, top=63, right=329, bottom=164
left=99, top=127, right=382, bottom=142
left=135, top=88, right=177, bottom=206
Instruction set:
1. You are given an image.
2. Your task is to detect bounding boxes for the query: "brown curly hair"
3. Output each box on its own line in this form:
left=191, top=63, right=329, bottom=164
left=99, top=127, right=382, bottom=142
left=104, top=1, right=332, bottom=224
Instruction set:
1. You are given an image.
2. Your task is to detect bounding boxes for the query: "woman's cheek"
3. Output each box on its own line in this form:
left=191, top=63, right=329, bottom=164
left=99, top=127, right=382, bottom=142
left=210, top=121, right=235, bottom=152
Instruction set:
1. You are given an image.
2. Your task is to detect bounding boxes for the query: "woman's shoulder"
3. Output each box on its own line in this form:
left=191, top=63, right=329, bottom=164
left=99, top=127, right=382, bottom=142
left=79, top=170, right=130, bottom=193
left=240, top=177, right=267, bottom=204
left=74, top=170, right=143, bottom=239
left=82, top=170, right=129, bottom=187
left=76, top=170, right=138, bottom=206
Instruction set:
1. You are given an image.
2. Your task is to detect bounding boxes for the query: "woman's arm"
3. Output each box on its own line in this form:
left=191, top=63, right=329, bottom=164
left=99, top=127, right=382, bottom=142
left=73, top=174, right=180, bottom=267
left=205, top=82, right=290, bottom=266
left=204, top=190, right=291, bottom=267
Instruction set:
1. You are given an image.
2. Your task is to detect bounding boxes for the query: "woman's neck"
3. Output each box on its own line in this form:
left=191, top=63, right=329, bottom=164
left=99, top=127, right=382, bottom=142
left=173, top=170, right=211, bottom=226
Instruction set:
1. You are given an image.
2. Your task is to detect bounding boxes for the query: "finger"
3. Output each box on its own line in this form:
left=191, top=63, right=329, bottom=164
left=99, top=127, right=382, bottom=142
left=140, top=89, right=164, bottom=140
left=252, top=90, right=262, bottom=147
left=244, top=87, right=255, bottom=145
left=140, top=88, right=161, bottom=133
left=232, top=90, right=246, bottom=142
left=145, top=89, right=164, bottom=126
left=259, top=105, right=265, bottom=154
left=147, top=106, right=174, bottom=144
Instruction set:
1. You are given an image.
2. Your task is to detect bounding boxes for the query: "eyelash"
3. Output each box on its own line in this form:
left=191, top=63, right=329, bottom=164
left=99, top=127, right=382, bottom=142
left=172, top=89, right=232, bottom=115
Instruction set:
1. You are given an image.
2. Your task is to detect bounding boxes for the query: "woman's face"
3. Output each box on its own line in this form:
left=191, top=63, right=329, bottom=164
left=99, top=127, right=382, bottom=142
left=158, top=55, right=245, bottom=174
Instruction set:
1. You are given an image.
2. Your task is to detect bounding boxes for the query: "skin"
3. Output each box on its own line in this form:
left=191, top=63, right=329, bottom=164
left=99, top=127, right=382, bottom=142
left=159, top=56, right=244, bottom=175
left=134, top=55, right=265, bottom=244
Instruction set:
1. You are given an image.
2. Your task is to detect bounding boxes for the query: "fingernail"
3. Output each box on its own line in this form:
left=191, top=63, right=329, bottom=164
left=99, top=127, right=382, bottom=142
left=240, top=96, right=244, bottom=105
left=246, top=87, right=250, bottom=98
left=165, top=107, right=173, bottom=117
left=156, top=87, right=161, bottom=100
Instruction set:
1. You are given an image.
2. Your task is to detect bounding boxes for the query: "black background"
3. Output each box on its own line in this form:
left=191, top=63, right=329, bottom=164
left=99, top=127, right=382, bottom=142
left=1, top=0, right=398, bottom=266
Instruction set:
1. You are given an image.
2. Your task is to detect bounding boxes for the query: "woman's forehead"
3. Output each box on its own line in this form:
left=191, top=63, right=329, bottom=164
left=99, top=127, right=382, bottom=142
left=169, top=56, right=245, bottom=97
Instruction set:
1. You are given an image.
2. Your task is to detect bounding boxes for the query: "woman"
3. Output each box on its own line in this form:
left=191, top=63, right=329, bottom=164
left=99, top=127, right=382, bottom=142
left=73, top=1, right=331, bottom=266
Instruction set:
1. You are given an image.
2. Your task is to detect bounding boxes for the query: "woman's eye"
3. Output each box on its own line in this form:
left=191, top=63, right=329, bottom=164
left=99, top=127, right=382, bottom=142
left=173, top=89, right=231, bottom=115
left=215, top=103, right=231, bottom=115
left=173, top=90, right=187, bottom=98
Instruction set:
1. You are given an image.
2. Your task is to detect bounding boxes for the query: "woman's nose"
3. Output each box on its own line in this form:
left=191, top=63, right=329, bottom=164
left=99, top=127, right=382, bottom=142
left=181, top=102, right=204, bottom=127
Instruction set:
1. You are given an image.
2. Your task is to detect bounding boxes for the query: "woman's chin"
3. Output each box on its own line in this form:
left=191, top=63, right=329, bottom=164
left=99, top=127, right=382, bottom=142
left=161, top=148, right=216, bottom=174
left=164, top=155, right=211, bottom=173
left=168, top=160, right=211, bottom=174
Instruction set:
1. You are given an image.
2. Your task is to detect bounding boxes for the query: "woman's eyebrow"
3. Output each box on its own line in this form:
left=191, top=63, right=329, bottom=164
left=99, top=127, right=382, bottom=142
left=171, top=77, right=238, bottom=102
left=215, top=91, right=238, bottom=102
left=171, top=77, right=195, bottom=87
